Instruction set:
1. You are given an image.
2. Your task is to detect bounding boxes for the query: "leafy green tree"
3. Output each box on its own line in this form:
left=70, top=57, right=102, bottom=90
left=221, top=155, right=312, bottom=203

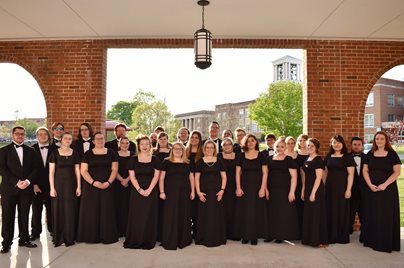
left=16, top=118, right=40, bottom=139
left=107, top=90, right=156, bottom=126
left=249, top=81, right=303, bottom=137
left=131, top=100, right=181, bottom=141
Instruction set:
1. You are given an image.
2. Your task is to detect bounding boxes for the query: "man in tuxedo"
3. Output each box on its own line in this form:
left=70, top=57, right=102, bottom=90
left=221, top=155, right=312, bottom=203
left=0, top=126, right=38, bottom=253
left=73, top=123, right=94, bottom=160
left=350, top=136, right=366, bottom=235
left=105, top=123, right=136, bottom=152
left=50, top=122, right=64, bottom=149
left=262, top=133, right=276, bottom=157
left=30, top=127, right=53, bottom=241
left=234, top=127, right=246, bottom=154
left=202, top=121, right=222, bottom=153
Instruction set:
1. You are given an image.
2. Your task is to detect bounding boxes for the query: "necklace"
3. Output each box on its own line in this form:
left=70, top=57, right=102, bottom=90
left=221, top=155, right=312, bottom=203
left=205, top=161, right=216, bottom=167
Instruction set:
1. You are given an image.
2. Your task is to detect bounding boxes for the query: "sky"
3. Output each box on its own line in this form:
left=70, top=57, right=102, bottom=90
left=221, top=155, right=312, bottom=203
left=0, top=48, right=403, bottom=120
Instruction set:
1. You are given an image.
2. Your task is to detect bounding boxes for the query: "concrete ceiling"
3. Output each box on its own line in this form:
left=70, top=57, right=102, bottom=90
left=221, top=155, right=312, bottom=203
left=0, top=0, right=404, bottom=41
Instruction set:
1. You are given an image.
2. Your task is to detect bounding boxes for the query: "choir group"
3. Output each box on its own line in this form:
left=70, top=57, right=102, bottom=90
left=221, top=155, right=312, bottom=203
left=0, top=121, right=401, bottom=254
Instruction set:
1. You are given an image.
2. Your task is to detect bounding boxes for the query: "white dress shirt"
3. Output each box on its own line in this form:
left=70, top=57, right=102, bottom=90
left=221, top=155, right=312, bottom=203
left=13, top=142, right=30, bottom=185
left=83, top=138, right=91, bottom=153
left=353, top=155, right=361, bottom=176
left=39, top=143, right=49, bottom=167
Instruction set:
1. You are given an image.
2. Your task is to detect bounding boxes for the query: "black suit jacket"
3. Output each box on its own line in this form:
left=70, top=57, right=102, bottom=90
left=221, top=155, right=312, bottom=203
left=0, top=143, right=37, bottom=195
left=351, top=152, right=366, bottom=191
left=32, top=143, right=54, bottom=193
left=105, top=138, right=136, bottom=152
left=73, top=139, right=95, bottom=160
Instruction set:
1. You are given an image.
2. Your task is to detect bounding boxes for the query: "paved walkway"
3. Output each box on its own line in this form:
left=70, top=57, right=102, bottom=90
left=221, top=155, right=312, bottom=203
left=0, top=207, right=404, bottom=268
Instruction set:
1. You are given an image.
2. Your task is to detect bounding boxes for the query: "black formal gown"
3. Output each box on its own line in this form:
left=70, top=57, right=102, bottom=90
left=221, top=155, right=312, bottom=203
left=113, top=152, right=133, bottom=237
left=77, top=149, right=119, bottom=244
left=160, top=160, right=192, bottom=250
left=363, top=151, right=401, bottom=253
left=295, top=154, right=307, bottom=233
left=49, top=150, right=80, bottom=246
left=325, top=154, right=356, bottom=244
left=267, top=155, right=300, bottom=241
left=124, top=156, right=160, bottom=249
left=218, top=152, right=239, bottom=240
left=195, top=158, right=226, bottom=247
left=152, top=150, right=170, bottom=241
left=188, top=152, right=199, bottom=237
left=301, top=156, right=327, bottom=246
left=235, top=152, right=268, bottom=241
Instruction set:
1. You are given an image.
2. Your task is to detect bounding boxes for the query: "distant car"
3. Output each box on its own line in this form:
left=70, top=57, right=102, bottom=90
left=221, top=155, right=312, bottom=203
left=364, top=143, right=372, bottom=154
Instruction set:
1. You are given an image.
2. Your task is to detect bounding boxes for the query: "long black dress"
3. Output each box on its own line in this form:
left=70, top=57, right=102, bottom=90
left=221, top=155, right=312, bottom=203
left=296, top=154, right=307, bottom=232
left=267, top=155, right=300, bottom=241
left=124, top=156, right=160, bottom=249
left=218, top=153, right=239, bottom=240
left=235, top=152, right=268, bottom=241
left=152, top=150, right=170, bottom=241
left=113, top=152, right=133, bottom=237
left=160, top=160, right=192, bottom=250
left=301, top=155, right=327, bottom=246
left=363, top=151, right=401, bottom=253
left=49, top=150, right=80, bottom=246
left=188, top=152, right=199, bottom=237
left=325, top=154, right=356, bottom=244
left=195, top=158, right=227, bottom=247
left=77, top=149, right=119, bottom=244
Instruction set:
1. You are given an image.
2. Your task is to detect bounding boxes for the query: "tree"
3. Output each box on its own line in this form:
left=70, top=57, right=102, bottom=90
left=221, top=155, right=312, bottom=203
left=249, top=81, right=303, bottom=137
left=106, top=90, right=156, bottom=126
left=131, top=100, right=181, bottom=141
left=15, top=118, right=41, bottom=139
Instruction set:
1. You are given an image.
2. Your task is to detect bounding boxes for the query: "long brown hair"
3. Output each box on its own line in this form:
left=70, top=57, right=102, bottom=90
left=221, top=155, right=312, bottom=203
left=371, top=131, right=395, bottom=153
left=241, top=134, right=259, bottom=152
left=186, top=130, right=203, bottom=163
left=168, top=142, right=189, bottom=164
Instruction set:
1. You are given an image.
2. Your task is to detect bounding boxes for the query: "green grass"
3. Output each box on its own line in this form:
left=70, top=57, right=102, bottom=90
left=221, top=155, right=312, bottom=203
left=398, top=168, right=404, bottom=227
left=393, top=145, right=404, bottom=155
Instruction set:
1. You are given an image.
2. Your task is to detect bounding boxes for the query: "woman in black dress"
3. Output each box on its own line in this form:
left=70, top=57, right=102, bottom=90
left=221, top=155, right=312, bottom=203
left=324, top=135, right=355, bottom=244
left=49, top=133, right=81, bottom=247
left=195, top=140, right=227, bottom=247
left=152, top=132, right=171, bottom=162
left=362, top=131, right=401, bottom=253
left=301, top=138, right=327, bottom=247
left=285, top=136, right=305, bottom=233
left=124, top=135, right=161, bottom=249
left=77, top=132, right=119, bottom=244
left=186, top=130, right=203, bottom=236
left=113, top=137, right=133, bottom=237
left=159, top=142, right=195, bottom=250
left=235, top=134, right=268, bottom=245
left=267, top=138, right=300, bottom=243
left=218, top=137, right=239, bottom=240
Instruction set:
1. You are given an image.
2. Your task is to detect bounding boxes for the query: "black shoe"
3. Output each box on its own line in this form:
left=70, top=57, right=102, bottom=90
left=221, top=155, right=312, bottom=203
left=251, top=240, right=258, bottom=245
left=275, top=239, right=283, bottom=244
left=241, top=239, right=249, bottom=244
left=1, top=246, right=10, bottom=253
left=19, top=241, right=37, bottom=248
left=264, top=239, right=273, bottom=243
left=30, top=234, right=39, bottom=241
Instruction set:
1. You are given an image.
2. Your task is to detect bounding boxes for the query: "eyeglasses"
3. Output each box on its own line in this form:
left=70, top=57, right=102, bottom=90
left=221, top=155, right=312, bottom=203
left=80, top=128, right=89, bottom=131
left=54, top=127, right=64, bottom=131
left=13, top=132, right=25, bottom=136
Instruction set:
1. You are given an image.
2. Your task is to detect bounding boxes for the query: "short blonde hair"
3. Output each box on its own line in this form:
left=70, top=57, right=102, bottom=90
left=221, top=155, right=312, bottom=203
left=168, top=142, right=189, bottom=164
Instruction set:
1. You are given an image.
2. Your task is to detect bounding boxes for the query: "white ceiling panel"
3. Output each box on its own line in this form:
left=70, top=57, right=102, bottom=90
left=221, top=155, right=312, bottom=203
left=0, top=5, right=42, bottom=39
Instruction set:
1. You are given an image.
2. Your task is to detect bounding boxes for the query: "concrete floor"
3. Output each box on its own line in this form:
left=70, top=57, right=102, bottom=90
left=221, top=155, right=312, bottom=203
left=1, top=214, right=404, bottom=268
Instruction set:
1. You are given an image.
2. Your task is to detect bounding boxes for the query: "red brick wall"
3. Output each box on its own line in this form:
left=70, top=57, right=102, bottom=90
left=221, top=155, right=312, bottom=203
left=0, top=39, right=404, bottom=148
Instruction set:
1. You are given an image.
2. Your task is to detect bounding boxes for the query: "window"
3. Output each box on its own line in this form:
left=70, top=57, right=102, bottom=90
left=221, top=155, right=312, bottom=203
left=366, top=93, right=374, bottom=107
left=290, top=64, right=298, bottom=81
left=238, top=109, right=244, bottom=126
left=388, top=114, right=395, bottom=122
left=252, top=121, right=257, bottom=132
left=387, top=94, right=394, bottom=107
left=397, top=96, right=403, bottom=108
left=364, top=114, right=374, bottom=128
left=364, top=134, right=374, bottom=143
left=276, top=64, right=283, bottom=81
left=197, top=118, right=201, bottom=124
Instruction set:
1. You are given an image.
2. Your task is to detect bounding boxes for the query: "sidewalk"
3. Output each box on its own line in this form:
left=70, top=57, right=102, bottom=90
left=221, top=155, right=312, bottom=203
left=0, top=217, right=403, bottom=268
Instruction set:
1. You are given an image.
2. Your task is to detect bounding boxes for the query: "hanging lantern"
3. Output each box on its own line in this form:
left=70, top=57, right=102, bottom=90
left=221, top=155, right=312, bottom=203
left=194, top=0, right=212, bottom=69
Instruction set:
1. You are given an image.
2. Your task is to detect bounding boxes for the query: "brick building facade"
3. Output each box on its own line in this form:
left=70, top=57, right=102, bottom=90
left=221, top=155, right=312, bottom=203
left=1, top=39, right=404, bottom=154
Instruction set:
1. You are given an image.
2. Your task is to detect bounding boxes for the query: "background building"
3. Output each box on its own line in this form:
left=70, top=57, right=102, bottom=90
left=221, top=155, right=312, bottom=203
left=364, top=77, right=404, bottom=143
left=272, top=55, right=302, bottom=82
left=175, top=110, right=215, bottom=138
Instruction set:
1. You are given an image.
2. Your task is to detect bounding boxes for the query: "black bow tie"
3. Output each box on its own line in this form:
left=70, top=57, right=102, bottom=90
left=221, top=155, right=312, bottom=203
left=40, top=146, right=49, bottom=150
left=14, top=144, right=23, bottom=148
left=83, top=140, right=91, bottom=143
left=268, top=148, right=274, bottom=151
left=353, top=153, right=361, bottom=157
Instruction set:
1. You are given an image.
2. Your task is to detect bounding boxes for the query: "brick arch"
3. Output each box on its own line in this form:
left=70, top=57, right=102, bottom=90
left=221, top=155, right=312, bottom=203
left=357, top=58, right=404, bottom=139
left=0, top=54, right=50, bottom=124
